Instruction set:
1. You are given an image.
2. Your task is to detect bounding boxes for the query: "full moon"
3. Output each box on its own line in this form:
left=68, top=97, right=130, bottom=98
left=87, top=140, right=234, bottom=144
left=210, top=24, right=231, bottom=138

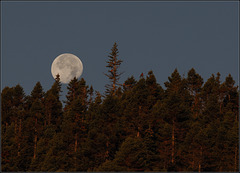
left=51, top=53, right=83, bottom=84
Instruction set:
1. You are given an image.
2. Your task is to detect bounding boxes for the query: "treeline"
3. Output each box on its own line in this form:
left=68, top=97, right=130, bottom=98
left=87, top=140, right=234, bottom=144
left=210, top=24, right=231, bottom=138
left=1, top=43, right=239, bottom=172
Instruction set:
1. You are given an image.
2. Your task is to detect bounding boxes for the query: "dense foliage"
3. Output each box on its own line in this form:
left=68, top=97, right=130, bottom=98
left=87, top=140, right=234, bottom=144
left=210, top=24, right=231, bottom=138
left=1, top=43, right=239, bottom=172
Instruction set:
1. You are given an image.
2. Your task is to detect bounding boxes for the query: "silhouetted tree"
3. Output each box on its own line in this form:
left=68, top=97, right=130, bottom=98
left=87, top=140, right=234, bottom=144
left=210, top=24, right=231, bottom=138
left=105, top=42, right=123, bottom=95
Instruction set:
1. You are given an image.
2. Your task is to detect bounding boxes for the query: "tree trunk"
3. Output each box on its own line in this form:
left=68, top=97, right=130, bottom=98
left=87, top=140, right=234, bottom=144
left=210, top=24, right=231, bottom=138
left=18, top=143, right=20, bottom=156
left=137, top=105, right=142, bottom=138
left=48, top=113, right=51, bottom=125
left=234, top=146, right=237, bottom=172
left=171, top=119, right=175, bottom=164
left=220, top=103, right=222, bottom=114
left=195, top=96, right=199, bottom=118
left=112, top=60, right=117, bottom=94
left=33, top=118, right=38, bottom=159
left=105, top=140, right=109, bottom=160
left=198, top=162, right=201, bottom=173
left=198, top=146, right=203, bottom=172
left=18, top=119, right=22, bottom=156
left=33, top=134, right=37, bottom=159
left=14, top=119, right=18, bottom=157
left=112, top=84, right=116, bottom=94
left=74, top=133, right=78, bottom=169
left=74, top=133, right=78, bottom=153
left=192, top=152, right=195, bottom=170
left=14, top=119, right=18, bottom=135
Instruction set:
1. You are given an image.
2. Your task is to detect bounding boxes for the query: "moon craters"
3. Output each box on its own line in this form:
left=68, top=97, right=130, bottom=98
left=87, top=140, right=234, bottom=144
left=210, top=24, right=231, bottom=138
left=51, top=53, right=83, bottom=84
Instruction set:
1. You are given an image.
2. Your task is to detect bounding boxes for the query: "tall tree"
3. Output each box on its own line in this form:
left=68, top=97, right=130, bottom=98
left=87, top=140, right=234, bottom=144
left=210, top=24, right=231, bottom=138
left=121, top=77, right=149, bottom=138
left=163, top=69, right=191, bottom=170
left=30, top=99, right=44, bottom=160
left=146, top=70, right=164, bottom=108
left=30, top=82, right=45, bottom=101
left=186, top=68, right=203, bottom=118
left=44, top=74, right=62, bottom=129
left=105, top=42, right=123, bottom=95
left=61, top=77, right=89, bottom=170
left=2, top=85, right=26, bottom=171
left=64, top=77, right=80, bottom=109
left=200, top=74, right=221, bottom=124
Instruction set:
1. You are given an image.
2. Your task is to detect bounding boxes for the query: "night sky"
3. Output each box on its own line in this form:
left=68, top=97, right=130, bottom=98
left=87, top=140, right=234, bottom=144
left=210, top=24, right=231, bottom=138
left=2, top=2, right=239, bottom=101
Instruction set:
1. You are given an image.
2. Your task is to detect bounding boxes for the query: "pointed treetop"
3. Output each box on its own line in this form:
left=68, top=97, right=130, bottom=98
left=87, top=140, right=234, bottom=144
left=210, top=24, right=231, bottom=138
left=31, top=81, right=44, bottom=100
left=105, top=42, right=123, bottom=95
left=14, top=84, right=25, bottom=98
left=123, top=76, right=137, bottom=91
left=187, top=68, right=203, bottom=94
left=109, top=42, right=119, bottom=57
left=146, top=70, right=157, bottom=85
left=50, top=74, right=62, bottom=99
left=225, top=74, right=235, bottom=88
left=202, top=73, right=220, bottom=96
left=164, top=68, right=182, bottom=91
left=13, top=84, right=25, bottom=106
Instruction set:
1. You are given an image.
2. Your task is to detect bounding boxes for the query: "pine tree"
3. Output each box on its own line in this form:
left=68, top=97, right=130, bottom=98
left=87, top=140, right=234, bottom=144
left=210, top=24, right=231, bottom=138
left=186, top=68, right=203, bottom=118
left=87, top=91, right=102, bottom=125
left=163, top=69, right=191, bottom=170
left=2, top=122, right=17, bottom=171
left=61, top=77, right=89, bottom=170
left=145, top=70, right=164, bottom=131
left=143, top=127, right=159, bottom=171
left=105, top=42, right=123, bottom=95
left=200, top=74, right=221, bottom=124
left=1, top=85, right=28, bottom=171
left=183, top=120, right=210, bottom=172
left=64, top=77, right=80, bottom=109
left=30, top=99, right=44, bottom=161
left=151, top=100, right=172, bottom=171
left=222, top=74, right=238, bottom=120
left=100, top=94, right=121, bottom=161
left=44, top=74, right=62, bottom=128
left=121, top=77, right=150, bottom=138
left=146, top=70, right=164, bottom=109
left=88, top=85, right=94, bottom=104
left=30, top=82, right=45, bottom=102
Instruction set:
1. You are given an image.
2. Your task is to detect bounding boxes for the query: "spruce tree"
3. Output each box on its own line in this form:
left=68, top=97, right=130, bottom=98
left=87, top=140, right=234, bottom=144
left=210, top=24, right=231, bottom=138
left=28, top=99, right=45, bottom=171
left=44, top=74, right=62, bottom=128
left=163, top=69, right=191, bottom=170
left=61, top=77, right=89, bottom=170
left=105, top=42, right=123, bottom=95
left=30, top=82, right=45, bottom=102
left=186, top=68, right=203, bottom=118
left=2, top=85, right=28, bottom=171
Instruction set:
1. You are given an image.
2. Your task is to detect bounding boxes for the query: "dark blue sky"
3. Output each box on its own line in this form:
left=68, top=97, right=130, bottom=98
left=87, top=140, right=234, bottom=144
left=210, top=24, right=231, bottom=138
left=2, top=2, right=239, bottom=101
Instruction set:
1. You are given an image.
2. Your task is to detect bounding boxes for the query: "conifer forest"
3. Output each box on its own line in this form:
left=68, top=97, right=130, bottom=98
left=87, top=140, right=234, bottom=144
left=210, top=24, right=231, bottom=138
left=1, top=43, right=239, bottom=172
